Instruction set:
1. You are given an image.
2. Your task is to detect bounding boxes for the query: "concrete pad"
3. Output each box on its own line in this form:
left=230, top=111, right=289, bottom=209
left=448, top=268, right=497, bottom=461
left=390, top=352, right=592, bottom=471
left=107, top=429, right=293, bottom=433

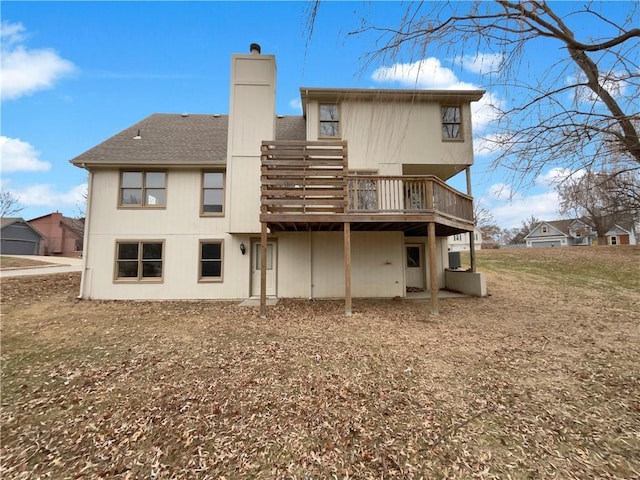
left=239, top=297, right=279, bottom=307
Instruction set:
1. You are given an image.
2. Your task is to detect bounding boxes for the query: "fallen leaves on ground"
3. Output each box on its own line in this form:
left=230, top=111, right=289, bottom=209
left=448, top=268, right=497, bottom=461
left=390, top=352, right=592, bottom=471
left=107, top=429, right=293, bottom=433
left=1, top=247, right=639, bottom=479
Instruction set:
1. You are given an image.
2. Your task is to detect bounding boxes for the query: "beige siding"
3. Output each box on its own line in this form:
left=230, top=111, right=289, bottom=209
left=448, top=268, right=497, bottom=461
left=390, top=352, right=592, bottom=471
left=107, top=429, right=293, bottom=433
left=81, top=169, right=254, bottom=300
left=276, top=231, right=404, bottom=298
left=227, top=156, right=262, bottom=233
left=305, top=99, right=474, bottom=176
left=227, top=54, right=275, bottom=233
left=82, top=169, right=449, bottom=299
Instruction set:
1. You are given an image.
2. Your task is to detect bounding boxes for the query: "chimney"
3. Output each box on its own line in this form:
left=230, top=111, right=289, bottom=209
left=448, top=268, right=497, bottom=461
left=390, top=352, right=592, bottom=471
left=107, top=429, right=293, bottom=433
left=226, top=44, right=276, bottom=233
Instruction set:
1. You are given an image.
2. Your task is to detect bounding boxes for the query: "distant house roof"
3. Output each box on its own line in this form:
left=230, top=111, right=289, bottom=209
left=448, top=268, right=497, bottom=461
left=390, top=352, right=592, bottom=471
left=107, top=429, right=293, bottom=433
left=69, top=113, right=306, bottom=168
left=1, top=217, right=44, bottom=238
left=545, top=220, right=574, bottom=235
left=1, top=217, right=22, bottom=228
left=605, top=224, right=631, bottom=236
left=524, top=219, right=594, bottom=239
left=61, top=216, right=85, bottom=231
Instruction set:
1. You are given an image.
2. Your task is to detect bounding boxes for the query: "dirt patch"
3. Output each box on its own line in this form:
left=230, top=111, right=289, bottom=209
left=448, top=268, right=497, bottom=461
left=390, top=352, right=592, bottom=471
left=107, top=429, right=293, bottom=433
left=1, top=247, right=639, bottom=479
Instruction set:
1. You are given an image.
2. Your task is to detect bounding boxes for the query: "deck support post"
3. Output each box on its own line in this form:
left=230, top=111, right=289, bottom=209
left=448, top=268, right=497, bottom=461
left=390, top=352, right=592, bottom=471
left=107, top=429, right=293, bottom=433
left=259, top=222, right=268, bottom=318
left=344, top=222, right=352, bottom=317
left=428, top=221, right=439, bottom=316
left=466, top=167, right=476, bottom=273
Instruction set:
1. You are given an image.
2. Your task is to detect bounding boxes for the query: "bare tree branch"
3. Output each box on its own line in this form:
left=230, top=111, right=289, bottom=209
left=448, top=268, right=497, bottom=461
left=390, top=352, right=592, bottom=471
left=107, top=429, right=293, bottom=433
left=0, top=191, right=24, bottom=218
left=311, top=1, right=640, bottom=187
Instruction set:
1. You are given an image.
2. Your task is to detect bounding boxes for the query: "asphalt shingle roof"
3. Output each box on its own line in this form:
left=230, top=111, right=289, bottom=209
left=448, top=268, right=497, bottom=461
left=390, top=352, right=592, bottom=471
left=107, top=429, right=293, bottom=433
left=70, top=113, right=306, bottom=168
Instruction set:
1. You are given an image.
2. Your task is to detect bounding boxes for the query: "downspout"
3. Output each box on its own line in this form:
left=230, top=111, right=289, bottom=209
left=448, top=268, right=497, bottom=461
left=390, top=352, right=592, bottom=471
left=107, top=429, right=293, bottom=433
left=78, top=170, right=92, bottom=299
left=308, top=229, right=313, bottom=300
left=465, top=166, right=476, bottom=273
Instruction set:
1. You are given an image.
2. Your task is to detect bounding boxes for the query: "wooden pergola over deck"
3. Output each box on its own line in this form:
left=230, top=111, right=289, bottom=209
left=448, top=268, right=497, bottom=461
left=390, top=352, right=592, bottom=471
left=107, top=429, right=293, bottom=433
left=258, top=140, right=475, bottom=317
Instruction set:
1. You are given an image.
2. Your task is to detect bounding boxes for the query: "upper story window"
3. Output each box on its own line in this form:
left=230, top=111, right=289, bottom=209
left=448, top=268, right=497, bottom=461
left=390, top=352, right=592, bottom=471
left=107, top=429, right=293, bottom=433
left=202, top=172, right=225, bottom=215
left=319, top=104, right=340, bottom=138
left=541, top=225, right=548, bottom=233
left=120, top=171, right=166, bottom=207
left=441, top=106, right=462, bottom=140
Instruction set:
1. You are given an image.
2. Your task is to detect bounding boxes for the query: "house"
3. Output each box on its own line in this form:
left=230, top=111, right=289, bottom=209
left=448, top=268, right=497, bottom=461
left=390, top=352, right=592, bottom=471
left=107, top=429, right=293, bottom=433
left=525, top=219, right=596, bottom=248
left=28, top=212, right=84, bottom=257
left=604, top=223, right=638, bottom=245
left=70, top=44, right=486, bottom=315
left=0, top=218, right=44, bottom=255
left=448, top=228, right=482, bottom=252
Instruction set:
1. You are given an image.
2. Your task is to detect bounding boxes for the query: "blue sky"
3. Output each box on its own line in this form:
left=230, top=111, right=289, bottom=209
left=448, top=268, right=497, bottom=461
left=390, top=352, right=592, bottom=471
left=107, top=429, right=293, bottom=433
left=1, top=1, right=635, bottom=228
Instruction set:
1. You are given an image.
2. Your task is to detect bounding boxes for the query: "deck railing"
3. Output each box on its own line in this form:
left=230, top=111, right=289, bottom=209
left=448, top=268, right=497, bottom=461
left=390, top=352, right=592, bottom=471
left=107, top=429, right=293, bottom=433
left=261, top=140, right=473, bottom=224
left=346, top=175, right=472, bottom=221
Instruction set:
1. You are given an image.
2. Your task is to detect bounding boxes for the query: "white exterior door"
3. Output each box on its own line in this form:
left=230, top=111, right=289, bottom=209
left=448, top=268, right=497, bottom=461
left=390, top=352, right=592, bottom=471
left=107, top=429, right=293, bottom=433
left=251, top=241, right=276, bottom=297
left=405, top=244, right=425, bottom=290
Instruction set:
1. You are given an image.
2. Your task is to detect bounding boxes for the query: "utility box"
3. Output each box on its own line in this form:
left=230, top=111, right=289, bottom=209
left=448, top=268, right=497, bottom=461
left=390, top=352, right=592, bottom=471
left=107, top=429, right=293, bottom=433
left=448, top=251, right=461, bottom=269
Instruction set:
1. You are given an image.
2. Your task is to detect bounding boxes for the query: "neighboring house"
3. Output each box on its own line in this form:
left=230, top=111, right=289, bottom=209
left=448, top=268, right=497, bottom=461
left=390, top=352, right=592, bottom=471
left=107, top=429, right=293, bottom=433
left=448, top=228, right=482, bottom=252
left=70, top=44, right=486, bottom=314
left=28, top=212, right=85, bottom=257
left=0, top=218, right=44, bottom=255
left=525, top=219, right=596, bottom=248
left=604, top=223, right=638, bottom=246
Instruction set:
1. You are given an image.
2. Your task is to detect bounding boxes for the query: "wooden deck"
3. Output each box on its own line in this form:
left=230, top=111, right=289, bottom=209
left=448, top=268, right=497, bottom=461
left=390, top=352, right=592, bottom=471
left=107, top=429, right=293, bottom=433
left=258, top=140, right=476, bottom=317
left=260, top=140, right=474, bottom=235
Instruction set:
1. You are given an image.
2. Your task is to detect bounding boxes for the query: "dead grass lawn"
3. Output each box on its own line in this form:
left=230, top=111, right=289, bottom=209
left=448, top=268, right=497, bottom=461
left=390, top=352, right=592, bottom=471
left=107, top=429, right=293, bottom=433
left=1, top=246, right=639, bottom=479
left=0, top=256, right=55, bottom=270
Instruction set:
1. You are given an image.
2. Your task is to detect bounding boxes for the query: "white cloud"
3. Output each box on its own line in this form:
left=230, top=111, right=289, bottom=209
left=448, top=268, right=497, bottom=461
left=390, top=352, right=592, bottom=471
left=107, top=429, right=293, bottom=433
left=0, top=136, right=51, bottom=173
left=474, top=133, right=504, bottom=157
left=0, top=21, right=76, bottom=101
left=1, top=20, right=27, bottom=45
left=471, top=91, right=503, bottom=132
left=13, top=183, right=87, bottom=209
left=371, top=58, right=467, bottom=90
left=535, top=167, right=586, bottom=188
left=478, top=169, right=567, bottom=228
left=455, top=53, right=504, bottom=75
left=486, top=182, right=514, bottom=200
left=288, top=97, right=302, bottom=112
left=568, top=70, right=629, bottom=103
left=371, top=58, right=502, bottom=134
left=491, top=191, right=560, bottom=228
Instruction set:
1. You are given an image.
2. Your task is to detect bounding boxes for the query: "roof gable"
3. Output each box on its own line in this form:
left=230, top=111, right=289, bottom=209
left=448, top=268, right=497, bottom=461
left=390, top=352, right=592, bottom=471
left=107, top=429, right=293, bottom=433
left=605, top=224, right=631, bottom=236
left=525, top=221, right=569, bottom=239
left=1, top=217, right=44, bottom=238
